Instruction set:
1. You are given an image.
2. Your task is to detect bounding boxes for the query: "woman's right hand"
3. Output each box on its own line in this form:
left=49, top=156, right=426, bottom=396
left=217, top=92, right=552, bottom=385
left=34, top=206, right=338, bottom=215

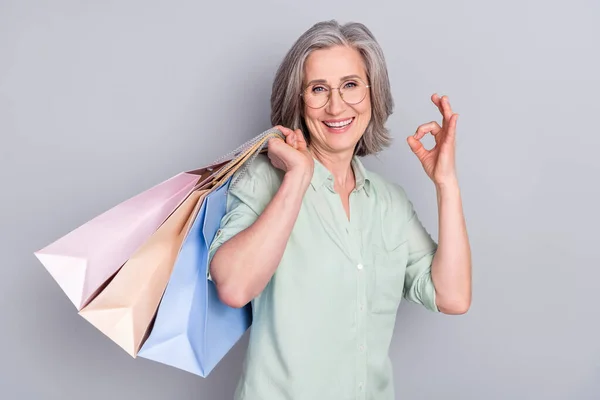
left=267, top=126, right=314, bottom=178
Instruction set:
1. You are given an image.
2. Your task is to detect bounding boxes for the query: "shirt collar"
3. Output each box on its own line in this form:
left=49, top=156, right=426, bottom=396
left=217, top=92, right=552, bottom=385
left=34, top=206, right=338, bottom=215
left=310, top=155, right=371, bottom=196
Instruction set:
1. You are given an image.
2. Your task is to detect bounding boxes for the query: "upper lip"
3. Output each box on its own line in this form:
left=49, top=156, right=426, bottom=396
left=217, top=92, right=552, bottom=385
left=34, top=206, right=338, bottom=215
left=323, top=117, right=354, bottom=123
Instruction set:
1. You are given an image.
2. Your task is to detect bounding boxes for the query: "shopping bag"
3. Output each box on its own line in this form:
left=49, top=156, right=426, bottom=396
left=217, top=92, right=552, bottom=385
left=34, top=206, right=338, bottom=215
left=34, top=161, right=230, bottom=310
left=78, top=128, right=283, bottom=358
left=137, top=177, right=252, bottom=377
left=78, top=188, right=209, bottom=356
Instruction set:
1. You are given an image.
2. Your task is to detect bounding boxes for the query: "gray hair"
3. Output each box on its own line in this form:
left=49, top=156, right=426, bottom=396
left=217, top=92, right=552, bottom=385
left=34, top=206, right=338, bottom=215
left=270, top=20, right=394, bottom=157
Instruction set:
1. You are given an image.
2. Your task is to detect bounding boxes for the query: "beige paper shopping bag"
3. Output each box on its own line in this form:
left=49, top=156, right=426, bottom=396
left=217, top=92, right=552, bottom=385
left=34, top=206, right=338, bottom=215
left=78, top=188, right=209, bottom=357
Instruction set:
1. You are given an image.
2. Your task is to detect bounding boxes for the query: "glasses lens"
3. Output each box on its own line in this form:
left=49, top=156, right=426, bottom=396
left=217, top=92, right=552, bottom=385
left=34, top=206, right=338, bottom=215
left=304, top=84, right=330, bottom=108
left=303, top=79, right=369, bottom=108
left=340, top=80, right=367, bottom=104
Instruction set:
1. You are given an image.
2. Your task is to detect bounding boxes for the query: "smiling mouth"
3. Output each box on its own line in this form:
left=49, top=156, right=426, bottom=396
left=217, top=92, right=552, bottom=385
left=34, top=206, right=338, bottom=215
left=323, top=117, right=354, bottom=128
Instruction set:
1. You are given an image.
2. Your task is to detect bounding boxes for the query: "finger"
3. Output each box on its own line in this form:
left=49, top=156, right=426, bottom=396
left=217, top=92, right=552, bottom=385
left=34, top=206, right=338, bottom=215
left=284, top=130, right=300, bottom=149
left=406, top=136, right=430, bottom=160
left=440, top=95, right=454, bottom=121
left=293, top=129, right=307, bottom=145
left=446, top=114, right=459, bottom=141
left=293, top=129, right=308, bottom=150
left=268, top=137, right=285, bottom=149
left=431, top=93, right=444, bottom=116
left=285, top=130, right=295, bottom=147
left=413, top=121, right=442, bottom=140
left=273, top=125, right=294, bottom=137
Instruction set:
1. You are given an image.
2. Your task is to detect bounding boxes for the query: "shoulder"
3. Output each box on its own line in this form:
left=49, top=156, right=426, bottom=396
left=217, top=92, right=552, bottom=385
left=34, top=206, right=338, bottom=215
left=365, top=168, right=412, bottom=218
left=229, top=153, right=284, bottom=198
left=366, top=168, right=410, bottom=204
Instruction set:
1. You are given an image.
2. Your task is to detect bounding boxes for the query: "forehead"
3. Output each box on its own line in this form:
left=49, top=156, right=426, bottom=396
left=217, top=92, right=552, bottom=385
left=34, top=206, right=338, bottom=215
left=303, top=45, right=367, bottom=84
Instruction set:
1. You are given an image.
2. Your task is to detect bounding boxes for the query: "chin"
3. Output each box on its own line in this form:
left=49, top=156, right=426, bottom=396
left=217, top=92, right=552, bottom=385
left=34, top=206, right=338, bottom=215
left=326, top=134, right=361, bottom=154
left=308, top=118, right=366, bottom=153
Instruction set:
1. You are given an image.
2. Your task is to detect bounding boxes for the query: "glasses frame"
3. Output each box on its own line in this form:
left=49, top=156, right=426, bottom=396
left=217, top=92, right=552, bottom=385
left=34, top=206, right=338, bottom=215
left=300, top=77, right=371, bottom=109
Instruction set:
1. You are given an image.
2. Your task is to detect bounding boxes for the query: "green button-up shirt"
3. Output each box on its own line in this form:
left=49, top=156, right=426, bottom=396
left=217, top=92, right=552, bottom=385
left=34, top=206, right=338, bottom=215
left=208, top=153, right=439, bottom=400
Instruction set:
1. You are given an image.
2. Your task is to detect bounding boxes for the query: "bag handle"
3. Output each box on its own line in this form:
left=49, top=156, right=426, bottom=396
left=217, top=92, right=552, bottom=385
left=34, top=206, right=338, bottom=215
left=208, top=129, right=284, bottom=189
left=208, top=127, right=283, bottom=169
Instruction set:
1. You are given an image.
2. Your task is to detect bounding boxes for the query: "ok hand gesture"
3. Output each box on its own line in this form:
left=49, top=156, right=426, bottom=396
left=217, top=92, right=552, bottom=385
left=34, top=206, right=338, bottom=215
left=407, top=94, right=460, bottom=187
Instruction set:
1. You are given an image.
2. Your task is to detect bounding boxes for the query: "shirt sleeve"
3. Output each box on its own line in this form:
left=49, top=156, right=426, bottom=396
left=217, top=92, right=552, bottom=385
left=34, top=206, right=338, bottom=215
left=207, top=155, right=280, bottom=281
left=395, top=185, right=440, bottom=312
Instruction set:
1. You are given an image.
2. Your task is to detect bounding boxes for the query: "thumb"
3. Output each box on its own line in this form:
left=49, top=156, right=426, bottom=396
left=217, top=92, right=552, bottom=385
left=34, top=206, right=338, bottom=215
left=268, top=136, right=285, bottom=145
left=268, top=137, right=286, bottom=152
left=269, top=136, right=296, bottom=155
left=407, top=136, right=428, bottom=160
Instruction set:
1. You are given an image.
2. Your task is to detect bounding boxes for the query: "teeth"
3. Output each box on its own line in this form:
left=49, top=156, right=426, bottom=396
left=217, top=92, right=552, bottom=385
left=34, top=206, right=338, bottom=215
left=324, top=118, right=352, bottom=128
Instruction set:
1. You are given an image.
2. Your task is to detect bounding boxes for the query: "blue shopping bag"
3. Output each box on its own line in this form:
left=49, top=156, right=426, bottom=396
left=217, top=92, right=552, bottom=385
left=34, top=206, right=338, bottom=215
left=138, top=178, right=252, bottom=376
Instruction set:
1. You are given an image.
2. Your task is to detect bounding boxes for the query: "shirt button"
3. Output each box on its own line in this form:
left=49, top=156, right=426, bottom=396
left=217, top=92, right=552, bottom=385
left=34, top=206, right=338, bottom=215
left=359, top=304, right=364, bottom=311
left=358, top=382, right=364, bottom=391
left=357, top=263, right=363, bottom=270
left=359, top=345, right=365, bottom=352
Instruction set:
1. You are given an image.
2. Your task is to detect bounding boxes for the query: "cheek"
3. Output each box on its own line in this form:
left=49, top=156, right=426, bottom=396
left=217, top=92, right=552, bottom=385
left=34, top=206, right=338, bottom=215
left=362, top=96, right=373, bottom=116
left=304, top=107, right=321, bottom=123
left=355, top=100, right=372, bottom=123
left=303, top=108, right=324, bottom=133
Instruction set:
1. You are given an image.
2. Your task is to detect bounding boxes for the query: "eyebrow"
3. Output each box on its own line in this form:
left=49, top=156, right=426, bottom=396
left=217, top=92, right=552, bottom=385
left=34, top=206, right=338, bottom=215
left=305, top=74, right=364, bottom=86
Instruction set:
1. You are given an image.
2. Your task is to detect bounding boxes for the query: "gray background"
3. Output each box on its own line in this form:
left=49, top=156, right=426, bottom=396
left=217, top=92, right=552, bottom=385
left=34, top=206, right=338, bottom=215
left=1, top=0, right=599, bottom=399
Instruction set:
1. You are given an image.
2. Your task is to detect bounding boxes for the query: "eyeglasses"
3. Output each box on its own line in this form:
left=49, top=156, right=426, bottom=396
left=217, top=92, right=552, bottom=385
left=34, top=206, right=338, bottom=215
left=300, top=77, right=371, bottom=109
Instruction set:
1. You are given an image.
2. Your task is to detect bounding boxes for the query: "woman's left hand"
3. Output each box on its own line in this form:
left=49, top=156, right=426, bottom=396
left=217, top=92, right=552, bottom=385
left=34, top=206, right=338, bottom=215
left=407, top=94, right=459, bottom=187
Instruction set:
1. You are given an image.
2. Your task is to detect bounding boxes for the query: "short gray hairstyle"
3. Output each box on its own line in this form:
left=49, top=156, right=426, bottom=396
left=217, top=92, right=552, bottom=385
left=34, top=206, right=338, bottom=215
left=270, top=20, right=394, bottom=156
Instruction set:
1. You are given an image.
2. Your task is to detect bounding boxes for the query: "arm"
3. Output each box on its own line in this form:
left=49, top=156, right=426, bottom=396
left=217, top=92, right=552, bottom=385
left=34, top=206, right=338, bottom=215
left=209, top=126, right=313, bottom=308
left=406, top=93, right=471, bottom=315
left=431, top=180, right=472, bottom=314
left=210, top=169, right=310, bottom=308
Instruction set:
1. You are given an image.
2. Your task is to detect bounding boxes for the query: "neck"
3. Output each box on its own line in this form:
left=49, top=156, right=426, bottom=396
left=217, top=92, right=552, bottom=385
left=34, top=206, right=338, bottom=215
left=309, top=146, right=356, bottom=193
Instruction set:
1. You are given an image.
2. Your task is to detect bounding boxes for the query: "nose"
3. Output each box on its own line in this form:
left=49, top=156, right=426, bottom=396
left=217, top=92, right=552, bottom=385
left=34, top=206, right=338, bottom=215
left=325, top=88, right=346, bottom=115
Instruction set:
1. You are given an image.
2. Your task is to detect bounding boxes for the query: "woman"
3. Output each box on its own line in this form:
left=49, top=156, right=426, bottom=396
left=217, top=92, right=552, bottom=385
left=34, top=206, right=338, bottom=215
left=208, top=20, right=471, bottom=400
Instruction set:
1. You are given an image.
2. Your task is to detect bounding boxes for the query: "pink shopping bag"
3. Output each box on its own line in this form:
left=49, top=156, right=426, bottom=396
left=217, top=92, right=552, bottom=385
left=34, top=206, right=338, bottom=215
left=34, top=161, right=229, bottom=310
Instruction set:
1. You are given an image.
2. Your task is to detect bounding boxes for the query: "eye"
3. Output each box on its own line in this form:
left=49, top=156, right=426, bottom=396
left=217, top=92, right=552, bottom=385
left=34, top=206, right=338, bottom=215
left=311, top=85, right=328, bottom=94
left=343, top=81, right=358, bottom=89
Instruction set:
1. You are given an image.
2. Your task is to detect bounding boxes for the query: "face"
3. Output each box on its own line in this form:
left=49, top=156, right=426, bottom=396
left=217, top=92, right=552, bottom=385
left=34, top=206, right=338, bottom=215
left=302, top=45, right=372, bottom=157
